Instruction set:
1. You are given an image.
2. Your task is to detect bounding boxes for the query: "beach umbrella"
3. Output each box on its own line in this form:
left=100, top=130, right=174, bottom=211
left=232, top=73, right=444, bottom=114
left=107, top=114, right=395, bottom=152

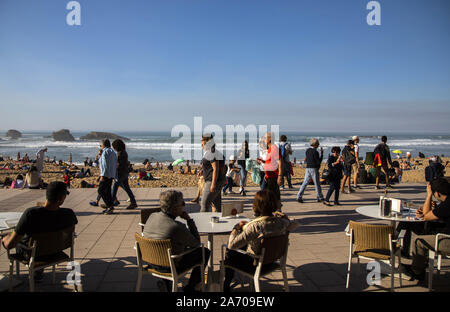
left=172, top=158, right=185, bottom=166
left=393, top=150, right=403, bottom=154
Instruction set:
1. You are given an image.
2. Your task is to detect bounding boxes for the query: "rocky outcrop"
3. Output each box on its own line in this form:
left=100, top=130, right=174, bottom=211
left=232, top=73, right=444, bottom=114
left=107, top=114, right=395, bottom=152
left=80, top=131, right=130, bottom=141
left=6, top=129, right=22, bottom=139
left=52, top=129, right=75, bottom=142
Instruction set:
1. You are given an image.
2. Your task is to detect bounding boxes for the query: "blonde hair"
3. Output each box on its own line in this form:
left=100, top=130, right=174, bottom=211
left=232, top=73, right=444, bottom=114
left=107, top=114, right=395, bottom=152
left=310, top=138, right=319, bottom=147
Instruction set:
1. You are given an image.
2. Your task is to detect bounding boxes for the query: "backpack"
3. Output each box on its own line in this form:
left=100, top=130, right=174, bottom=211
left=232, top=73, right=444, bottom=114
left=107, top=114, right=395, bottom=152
left=343, top=146, right=356, bottom=165
left=374, top=144, right=388, bottom=161
left=280, top=143, right=290, bottom=163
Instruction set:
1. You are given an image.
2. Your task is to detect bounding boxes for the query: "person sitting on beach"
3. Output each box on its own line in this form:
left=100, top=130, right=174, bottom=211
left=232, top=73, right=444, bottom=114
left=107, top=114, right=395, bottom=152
left=2, top=181, right=77, bottom=282
left=222, top=190, right=298, bottom=292
left=143, top=190, right=210, bottom=292
left=425, top=156, right=445, bottom=182
left=81, top=180, right=96, bottom=188
left=391, top=161, right=402, bottom=183
left=22, top=166, right=41, bottom=189
left=11, top=174, right=25, bottom=189
left=75, top=167, right=92, bottom=179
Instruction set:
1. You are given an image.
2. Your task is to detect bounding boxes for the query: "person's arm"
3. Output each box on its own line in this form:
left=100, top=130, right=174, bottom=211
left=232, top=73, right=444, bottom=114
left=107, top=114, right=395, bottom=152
left=210, top=160, right=219, bottom=192
left=417, top=183, right=439, bottom=221
left=177, top=212, right=200, bottom=248
left=277, top=157, right=282, bottom=185
left=228, top=222, right=258, bottom=250
left=2, top=231, right=23, bottom=250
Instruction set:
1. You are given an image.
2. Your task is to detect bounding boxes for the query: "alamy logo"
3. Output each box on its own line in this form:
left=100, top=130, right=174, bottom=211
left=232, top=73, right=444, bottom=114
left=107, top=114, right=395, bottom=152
left=366, top=261, right=381, bottom=286
left=66, top=261, right=82, bottom=285
left=367, top=1, right=381, bottom=26
left=66, top=1, right=81, bottom=26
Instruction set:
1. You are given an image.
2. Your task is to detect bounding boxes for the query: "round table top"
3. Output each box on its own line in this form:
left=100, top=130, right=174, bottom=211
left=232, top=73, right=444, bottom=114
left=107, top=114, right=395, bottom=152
left=0, top=212, right=23, bottom=232
left=179, top=212, right=251, bottom=234
left=356, top=205, right=424, bottom=223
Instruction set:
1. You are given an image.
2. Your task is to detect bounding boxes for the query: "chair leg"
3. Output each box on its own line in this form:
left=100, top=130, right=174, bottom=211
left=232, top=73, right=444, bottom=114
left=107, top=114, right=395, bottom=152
left=9, top=260, right=14, bottom=292
left=172, top=278, right=178, bottom=292
left=281, top=266, right=289, bottom=292
left=397, top=254, right=402, bottom=288
left=135, top=270, right=142, bottom=292
left=219, top=261, right=224, bottom=292
left=390, top=257, right=395, bottom=292
left=346, top=256, right=352, bottom=289
left=29, top=269, right=35, bottom=292
left=437, top=254, right=442, bottom=278
left=253, top=275, right=260, bottom=292
left=428, top=250, right=435, bottom=292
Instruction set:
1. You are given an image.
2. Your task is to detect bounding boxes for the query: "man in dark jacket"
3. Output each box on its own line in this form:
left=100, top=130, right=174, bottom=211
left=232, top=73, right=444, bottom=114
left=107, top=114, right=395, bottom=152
left=296, top=138, right=324, bottom=203
left=373, top=136, right=393, bottom=190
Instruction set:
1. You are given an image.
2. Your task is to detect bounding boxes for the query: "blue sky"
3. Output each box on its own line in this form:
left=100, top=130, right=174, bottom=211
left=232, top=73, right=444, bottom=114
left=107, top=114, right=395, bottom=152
left=1, top=0, right=449, bottom=132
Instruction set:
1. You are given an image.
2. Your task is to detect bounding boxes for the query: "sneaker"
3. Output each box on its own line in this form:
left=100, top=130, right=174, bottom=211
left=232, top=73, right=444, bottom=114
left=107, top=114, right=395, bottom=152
left=280, top=186, right=285, bottom=190
left=34, top=270, right=44, bottom=283
left=399, top=264, right=425, bottom=282
left=103, top=208, right=114, bottom=215
left=113, top=200, right=120, bottom=206
left=352, top=185, right=361, bottom=189
left=126, top=198, right=131, bottom=202
left=126, top=203, right=138, bottom=210
left=323, top=201, right=332, bottom=206
left=297, top=198, right=303, bottom=203
left=89, top=201, right=98, bottom=207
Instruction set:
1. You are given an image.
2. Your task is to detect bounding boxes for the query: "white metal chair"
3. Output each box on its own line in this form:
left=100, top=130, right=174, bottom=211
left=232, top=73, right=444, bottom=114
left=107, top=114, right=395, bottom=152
left=428, top=233, right=450, bottom=291
left=345, top=221, right=405, bottom=292
left=7, top=226, right=78, bottom=292
left=134, top=233, right=205, bottom=292
left=219, top=234, right=290, bottom=292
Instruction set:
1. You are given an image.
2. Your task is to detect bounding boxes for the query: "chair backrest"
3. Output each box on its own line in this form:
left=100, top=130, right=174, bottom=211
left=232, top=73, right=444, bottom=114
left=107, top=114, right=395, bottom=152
left=134, top=233, right=172, bottom=267
left=29, top=226, right=75, bottom=257
left=140, top=208, right=161, bottom=225
left=349, top=221, right=394, bottom=252
left=260, top=234, right=289, bottom=265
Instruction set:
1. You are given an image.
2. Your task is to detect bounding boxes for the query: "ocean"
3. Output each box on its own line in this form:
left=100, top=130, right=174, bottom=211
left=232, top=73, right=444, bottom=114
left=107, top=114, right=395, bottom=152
left=1, top=131, right=450, bottom=165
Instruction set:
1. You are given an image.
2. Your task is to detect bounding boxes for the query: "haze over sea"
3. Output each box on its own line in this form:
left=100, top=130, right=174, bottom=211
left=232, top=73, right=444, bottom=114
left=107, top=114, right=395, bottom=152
left=1, top=131, right=449, bottom=165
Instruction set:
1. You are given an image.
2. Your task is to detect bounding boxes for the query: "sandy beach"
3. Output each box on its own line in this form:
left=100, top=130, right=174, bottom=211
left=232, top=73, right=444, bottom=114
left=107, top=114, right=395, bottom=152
left=1, top=157, right=449, bottom=189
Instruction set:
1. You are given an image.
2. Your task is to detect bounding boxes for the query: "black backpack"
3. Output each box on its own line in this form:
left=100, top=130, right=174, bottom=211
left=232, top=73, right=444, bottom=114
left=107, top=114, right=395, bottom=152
left=343, top=146, right=356, bottom=165
left=374, top=144, right=388, bottom=161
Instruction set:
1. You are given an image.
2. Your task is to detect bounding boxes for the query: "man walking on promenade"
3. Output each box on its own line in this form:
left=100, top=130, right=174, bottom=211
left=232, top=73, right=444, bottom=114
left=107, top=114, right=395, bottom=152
left=98, top=139, right=117, bottom=214
left=374, top=135, right=393, bottom=189
left=296, top=138, right=324, bottom=203
left=279, top=135, right=293, bottom=190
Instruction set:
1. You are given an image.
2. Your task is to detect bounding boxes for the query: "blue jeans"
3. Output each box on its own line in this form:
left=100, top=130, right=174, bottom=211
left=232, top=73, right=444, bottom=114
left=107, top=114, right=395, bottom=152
left=281, top=165, right=292, bottom=188
left=223, top=177, right=234, bottom=192
left=297, top=168, right=324, bottom=200
left=112, top=176, right=136, bottom=205
left=237, top=165, right=247, bottom=188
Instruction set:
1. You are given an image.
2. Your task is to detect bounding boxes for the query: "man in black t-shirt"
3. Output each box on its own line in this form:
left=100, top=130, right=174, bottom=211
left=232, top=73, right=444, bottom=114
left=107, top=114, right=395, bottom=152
left=2, top=181, right=78, bottom=281
left=400, top=178, right=450, bottom=281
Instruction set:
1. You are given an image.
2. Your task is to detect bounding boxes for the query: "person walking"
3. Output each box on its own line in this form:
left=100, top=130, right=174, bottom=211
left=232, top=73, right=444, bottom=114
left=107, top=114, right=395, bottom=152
left=237, top=141, right=250, bottom=196
left=258, top=132, right=282, bottom=211
left=324, top=147, right=344, bottom=206
left=35, top=147, right=48, bottom=177
left=296, top=138, right=324, bottom=203
left=97, top=139, right=117, bottom=214
left=340, top=140, right=356, bottom=194
left=200, top=134, right=226, bottom=212
left=352, top=136, right=361, bottom=189
left=111, top=139, right=138, bottom=210
left=279, top=135, right=293, bottom=189
left=374, top=136, right=393, bottom=189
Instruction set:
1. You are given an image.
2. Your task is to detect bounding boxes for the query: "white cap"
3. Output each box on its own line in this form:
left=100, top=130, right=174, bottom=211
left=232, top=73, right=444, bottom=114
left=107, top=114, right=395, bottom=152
left=229, top=155, right=235, bottom=161
left=352, top=136, right=359, bottom=141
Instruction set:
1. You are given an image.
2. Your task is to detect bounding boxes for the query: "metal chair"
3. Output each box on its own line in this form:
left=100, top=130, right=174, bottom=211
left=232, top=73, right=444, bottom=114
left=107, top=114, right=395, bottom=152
left=134, top=233, right=205, bottom=292
left=7, top=226, right=78, bottom=292
left=428, top=233, right=450, bottom=291
left=219, top=234, right=290, bottom=292
left=138, top=208, right=161, bottom=234
left=345, top=221, right=405, bottom=291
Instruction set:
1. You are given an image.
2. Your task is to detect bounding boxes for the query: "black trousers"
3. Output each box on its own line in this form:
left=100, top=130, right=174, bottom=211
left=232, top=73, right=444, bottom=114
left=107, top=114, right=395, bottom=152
left=98, top=177, right=114, bottom=208
left=325, top=178, right=341, bottom=203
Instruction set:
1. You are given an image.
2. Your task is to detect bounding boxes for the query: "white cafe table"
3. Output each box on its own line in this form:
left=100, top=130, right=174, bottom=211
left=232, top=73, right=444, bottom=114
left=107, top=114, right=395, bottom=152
left=179, top=212, right=251, bottom=289
left=0, top=212, right=23, bottom=291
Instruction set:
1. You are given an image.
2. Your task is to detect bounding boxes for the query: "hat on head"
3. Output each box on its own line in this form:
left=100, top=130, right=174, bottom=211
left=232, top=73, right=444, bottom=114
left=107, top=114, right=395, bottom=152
left=229, top=155, right=235, bottom=161
left=352, top=136, right=359, bottom=141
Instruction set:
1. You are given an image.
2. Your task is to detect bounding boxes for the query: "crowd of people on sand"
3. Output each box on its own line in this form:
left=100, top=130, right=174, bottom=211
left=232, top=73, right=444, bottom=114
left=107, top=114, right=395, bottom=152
left=1, top=132, right=450, bottom=292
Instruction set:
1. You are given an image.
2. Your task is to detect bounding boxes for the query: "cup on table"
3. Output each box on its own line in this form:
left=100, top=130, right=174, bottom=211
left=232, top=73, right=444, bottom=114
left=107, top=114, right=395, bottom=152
left=211, top=216, right=219, bottom=223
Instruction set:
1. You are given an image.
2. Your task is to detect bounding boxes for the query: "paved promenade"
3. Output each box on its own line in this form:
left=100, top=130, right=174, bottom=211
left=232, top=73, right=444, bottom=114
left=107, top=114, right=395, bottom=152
left=0, top=182, right=448, bottom=292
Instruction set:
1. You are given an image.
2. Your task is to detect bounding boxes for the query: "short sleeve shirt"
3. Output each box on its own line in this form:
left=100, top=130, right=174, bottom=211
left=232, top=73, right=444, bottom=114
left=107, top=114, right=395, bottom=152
left=433, top=198, right=450, bottom=234
left=15, top=206, right=78, bottom=245
left=264, top=145, right=280, bottom=179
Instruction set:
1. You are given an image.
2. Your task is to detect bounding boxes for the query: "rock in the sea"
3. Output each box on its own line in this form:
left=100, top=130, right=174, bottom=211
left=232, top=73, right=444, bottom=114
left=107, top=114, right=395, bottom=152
left=80, top=131, right=130, bottom=141
left=6, top=129, right=22, bottom=139
left=52, top=129, right=75, bottom=142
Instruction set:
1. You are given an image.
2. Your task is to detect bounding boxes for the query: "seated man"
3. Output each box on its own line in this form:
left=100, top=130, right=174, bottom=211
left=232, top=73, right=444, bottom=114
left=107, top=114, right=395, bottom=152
left=143, top=190, right=210, bottom=292
left=401, top=178, right=450, bottom=282
left=2, top=181, right=78, bottom=281
left=222, top=189, right=298, bottom=292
